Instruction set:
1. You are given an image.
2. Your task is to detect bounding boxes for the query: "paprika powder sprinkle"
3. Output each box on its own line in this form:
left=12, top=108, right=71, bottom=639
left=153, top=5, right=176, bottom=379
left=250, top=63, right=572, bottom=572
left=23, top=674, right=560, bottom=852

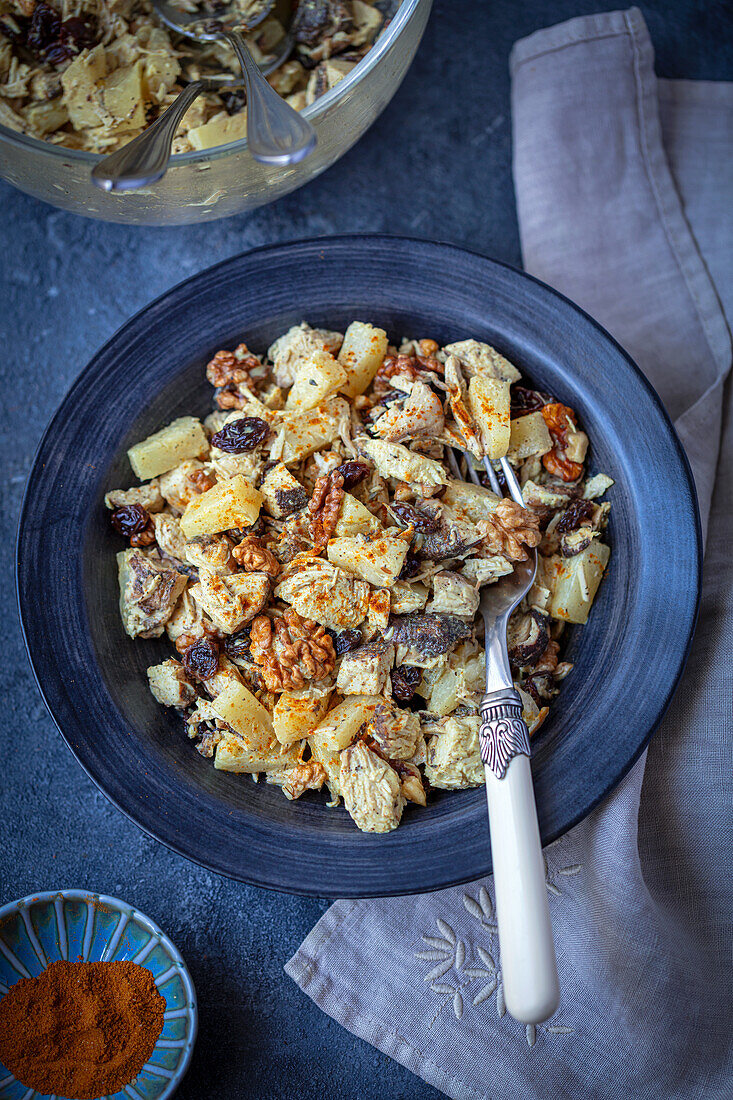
left=0, top=959, right=166, bottom=1099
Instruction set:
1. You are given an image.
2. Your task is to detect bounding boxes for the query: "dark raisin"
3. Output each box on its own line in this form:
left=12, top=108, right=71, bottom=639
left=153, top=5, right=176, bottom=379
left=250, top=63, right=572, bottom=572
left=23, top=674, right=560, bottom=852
left=331, top=628, right=363, bottom=656
left=62, top=14, right=96, bottom=51
left=398, top=554, right=421, bottom=580
left=224, top=631, right=252, bottom=661
left=391, top=665, right=421, bottom=703
left=111, top=504, right=150, bottom=537
left=334, top=460, right=370, bottom=489
left=182, top=637, right=220, bottom=681
left=480, top=465, right=507, bottom=492
left=211, top=417, right=270, bottom=453
left=391, top=501, right=438, bottom=533
left=510, top=385, right=552, bottom=418
left=27, top=2, right=60, bottom=53
left=556, top=499, right=595, bottom=534
left=222, top=88, right=247, bottom=115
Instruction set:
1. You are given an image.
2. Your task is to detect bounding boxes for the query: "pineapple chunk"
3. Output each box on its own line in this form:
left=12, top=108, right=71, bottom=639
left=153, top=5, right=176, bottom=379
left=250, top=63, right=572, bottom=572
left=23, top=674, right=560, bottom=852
left=61, top=45, right=107, bottom=130
left=281, top=398, right=348, bottom=463
left=260, top=463, right=308, bottom=518
left=310, top=695, right=383, bottom=755
left=468, top=376, right=511, bottom=459
left=285, top=350, right=348, bottom=412
left=214, top=731, right=299, bottom=773
left=338, top=322, right=389, bottom=398
left=273, top=692, right=331, bottom=746
left=180, top=475, right=262, bottom=538
left=212, top=680, right=274, bottom=741
left=101, top=61, right=146, bottom=132
left=128, top=416, right=209, bottom=480
left=327, top=533, right=409, bottom=588
left=547, top=542, right=610, bottom=624
left=442, top=478, right=500, bottom=523
left=334, top=493, right=382, bottom=537
left=507, top=411, right=553, bottom=462
left=188, top=109, right=247, bottom=151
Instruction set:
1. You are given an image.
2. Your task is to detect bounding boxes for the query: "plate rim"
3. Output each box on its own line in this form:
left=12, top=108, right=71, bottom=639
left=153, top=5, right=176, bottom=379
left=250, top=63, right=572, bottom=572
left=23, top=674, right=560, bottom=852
left=15, top=234, right=703, bottom=897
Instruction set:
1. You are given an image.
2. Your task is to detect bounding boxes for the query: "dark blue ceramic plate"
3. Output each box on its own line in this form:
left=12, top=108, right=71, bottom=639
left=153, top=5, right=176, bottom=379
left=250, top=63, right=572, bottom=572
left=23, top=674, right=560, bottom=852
left=16, top=237, right=701, bottom=897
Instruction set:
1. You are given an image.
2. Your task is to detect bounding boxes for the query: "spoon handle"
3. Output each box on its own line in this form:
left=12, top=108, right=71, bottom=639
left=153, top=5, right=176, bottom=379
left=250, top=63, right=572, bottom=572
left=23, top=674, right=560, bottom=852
left=91, top=80, right=209, bottom=191
left=221, top=30, right=316, bottom=165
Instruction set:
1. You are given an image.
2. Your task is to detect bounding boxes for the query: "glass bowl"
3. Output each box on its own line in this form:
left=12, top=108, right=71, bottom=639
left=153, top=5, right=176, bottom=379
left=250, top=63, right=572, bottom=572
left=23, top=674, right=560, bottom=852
left=0, top=0, right=431, bottom=225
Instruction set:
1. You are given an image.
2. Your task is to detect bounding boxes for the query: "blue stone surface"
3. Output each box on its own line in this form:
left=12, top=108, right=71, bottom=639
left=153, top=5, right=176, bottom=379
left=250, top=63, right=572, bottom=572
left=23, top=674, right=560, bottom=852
left=1, top=3, right=729, bottom=1096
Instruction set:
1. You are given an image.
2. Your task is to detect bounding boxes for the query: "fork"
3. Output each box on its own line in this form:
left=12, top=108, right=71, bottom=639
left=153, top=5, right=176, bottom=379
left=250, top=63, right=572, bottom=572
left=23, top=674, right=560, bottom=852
left=448, top=448, right=560, bottom=1024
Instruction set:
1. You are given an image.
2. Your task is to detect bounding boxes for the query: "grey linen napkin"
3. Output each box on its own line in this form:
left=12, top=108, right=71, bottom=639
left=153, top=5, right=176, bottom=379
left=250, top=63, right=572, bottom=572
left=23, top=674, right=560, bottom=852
left=286, top=11, right=733, bottom=1099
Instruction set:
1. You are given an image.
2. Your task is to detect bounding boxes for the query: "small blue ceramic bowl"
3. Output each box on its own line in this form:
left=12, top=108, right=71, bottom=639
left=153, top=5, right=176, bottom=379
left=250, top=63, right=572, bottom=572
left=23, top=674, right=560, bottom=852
left=0, top=891, right=197, bottom=1100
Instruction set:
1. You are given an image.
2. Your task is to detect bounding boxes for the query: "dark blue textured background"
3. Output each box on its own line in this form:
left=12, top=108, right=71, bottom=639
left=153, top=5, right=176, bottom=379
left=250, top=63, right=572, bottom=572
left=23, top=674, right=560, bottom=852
left=2, top=3, right=730, bottom=1096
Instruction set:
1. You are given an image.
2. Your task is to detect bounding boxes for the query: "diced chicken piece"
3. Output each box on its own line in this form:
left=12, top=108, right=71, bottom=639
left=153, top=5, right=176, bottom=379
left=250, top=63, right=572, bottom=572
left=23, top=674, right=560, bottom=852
left=340, top=740, right=405, bottom=833
left=268, top=322, right=344, bottom=388
left=390, top=581, right=429, bottom=615
left=359, top=439, right=448, bottom=488
left=427, top=571, right=480, bottom=619
left=260, top=463, right=308, bottom=518
left=275, top=554, right=370, bottom=629
left=424, top=716, right=485, bottom=789
left=152, top=512, right=188, bottom=561
left=105, top=479, right=164, bottom=513
left=366, top=703, right=421, bottom=761
left=117, top=549, right=188, bottom=639
left=189, top=569, right=270, bottom=632
left=336, top=642, right=394, bottom=696
left=460, top=556, right=514, bottom=586
left=443, top=339, right=521, bottom=383
left=583, top=473, right=615, bottom=499
left=159, top=459, right=214, bottom=513
left=147, top=658, right=196, bottom=708
left=184, top=534, right=236, bottom=574
left=210, top=441, right=264, bottom=484
left=372, top=382, right=445, bottom=442
left=165, top=589, right=213, bottom=644
left=443, top=355, right=483, bottom=459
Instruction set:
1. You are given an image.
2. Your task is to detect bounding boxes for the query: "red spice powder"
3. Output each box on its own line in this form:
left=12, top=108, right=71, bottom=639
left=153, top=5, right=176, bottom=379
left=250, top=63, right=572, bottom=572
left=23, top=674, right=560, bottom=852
left=0, top=959, right=166, bottom=1099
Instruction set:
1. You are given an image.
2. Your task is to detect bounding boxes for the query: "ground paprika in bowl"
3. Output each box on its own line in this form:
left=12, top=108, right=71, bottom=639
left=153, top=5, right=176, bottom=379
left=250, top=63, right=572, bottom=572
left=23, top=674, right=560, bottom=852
left=0, top=958, right=165, bottom=1098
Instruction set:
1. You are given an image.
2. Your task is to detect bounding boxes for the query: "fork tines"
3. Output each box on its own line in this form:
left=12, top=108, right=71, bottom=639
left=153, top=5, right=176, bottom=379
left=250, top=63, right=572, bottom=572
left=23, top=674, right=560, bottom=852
left=448, top=449, right=527, bottom=509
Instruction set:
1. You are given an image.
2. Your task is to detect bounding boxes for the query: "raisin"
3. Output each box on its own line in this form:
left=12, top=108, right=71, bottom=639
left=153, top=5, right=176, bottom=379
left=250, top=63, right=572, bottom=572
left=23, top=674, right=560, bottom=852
left=510, top=385, right=551, bottom=417
left=224, top=630, right=252, bottom=661
left=398, top=554, right=421, bottom=580
left=334, top=460, right=370, bottom=489
left=391, top=501, right=438, bottom=533
left=556, top=499, right=594, bottom=534
left=391, top=665, right=421, bottom=703
left=222, top=88, right=247, bottom=115
left=62, top=15, right=96, bottom=51
left=330, top=628, right=363, bottom=656
left=211, top=417, right=270, bottom=453
left=182, top=637, right=220, bottom=681
left=111, top=504, right=150, bottom=537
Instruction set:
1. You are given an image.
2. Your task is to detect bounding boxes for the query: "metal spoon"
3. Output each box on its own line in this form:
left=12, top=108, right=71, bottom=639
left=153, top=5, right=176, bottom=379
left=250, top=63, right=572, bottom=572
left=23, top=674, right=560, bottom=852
left=92, top=0, right=315, bottom=192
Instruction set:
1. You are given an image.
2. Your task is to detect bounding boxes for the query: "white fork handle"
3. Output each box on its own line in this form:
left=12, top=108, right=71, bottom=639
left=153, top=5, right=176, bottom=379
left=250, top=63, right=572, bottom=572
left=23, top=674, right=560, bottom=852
left=485, top=754, right=560, bottom=1023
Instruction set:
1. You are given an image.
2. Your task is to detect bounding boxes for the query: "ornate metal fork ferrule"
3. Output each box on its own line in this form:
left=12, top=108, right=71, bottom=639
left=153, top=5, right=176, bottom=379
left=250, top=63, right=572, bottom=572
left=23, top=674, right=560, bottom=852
left=479, top=687, right=531, bottom=780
